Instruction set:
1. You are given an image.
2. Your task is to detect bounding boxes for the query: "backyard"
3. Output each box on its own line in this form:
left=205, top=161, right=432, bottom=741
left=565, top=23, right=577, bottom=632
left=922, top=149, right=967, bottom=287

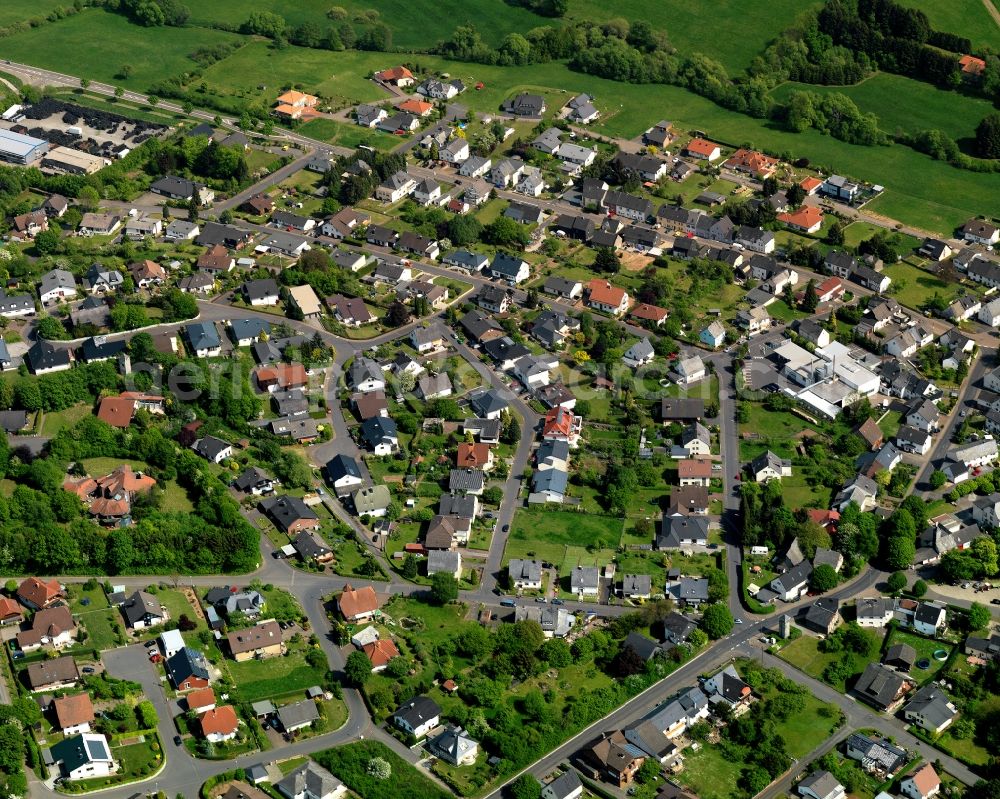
left=504, top=508, right=622, bottom=586
left=226, top=642, right=330, bottom=703
left=779, top=627, right=883, bottom=692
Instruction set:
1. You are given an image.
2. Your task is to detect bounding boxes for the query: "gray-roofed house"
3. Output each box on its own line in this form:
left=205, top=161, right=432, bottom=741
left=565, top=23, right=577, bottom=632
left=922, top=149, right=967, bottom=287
left=428, top=725, right=478, bottom=766
left=276, top=760, right=347, bottom=799
left=769, top=561, right=813, bottom=602
left=277, top=700, right=321, bottom=733
left=622, top=574, right=652, bottom=600
left=541, top=770, right=583, bottom=799
left=570, top=566, right=600, bottom=596
left=657, top=516, right=709, bottom=552
left=449, top=468, right=485, bottom=495
left=903, top=684, right=958, bottom=733
left=854, top=662, right=912, bottom=711
left=508, top=559, right=543, bottom=590
left=185, top=322, right=222, bottom=357
left=797, top=770, right=845, bottom=799
left=427, top=549, right=462, bottom=579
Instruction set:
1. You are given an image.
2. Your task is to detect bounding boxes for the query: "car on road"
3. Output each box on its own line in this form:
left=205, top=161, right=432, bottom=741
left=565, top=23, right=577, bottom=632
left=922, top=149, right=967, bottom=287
left=535, top=597, right=547, bottom=603
left=993, top=598, right=1000, bottom=605
left=145, top=640, right=157, bottom=648
left=502, top=524, right=509, bottom=532
left=734, top=618, right=744, bottom=624
left=552, top=598, right=564, bottom=605
left=174, top=736, right=183, bottom=747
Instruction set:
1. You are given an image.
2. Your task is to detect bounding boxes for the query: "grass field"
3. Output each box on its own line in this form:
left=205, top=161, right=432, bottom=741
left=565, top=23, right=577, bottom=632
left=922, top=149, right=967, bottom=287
left=0, top=8, right=245, bottom=91
left=227, top=648, right=328, bottom=703
left=317, top=740, right=451, bottom=799
left=779, top=629, right=883, bottom=691
left=296, top=118, right=399, bottom=150
left=505, top=508, right=623, bottom=576
left=884, top=627, right=954, bottom=679
left=771, top=72, right=998, bottom=142
left=40, top=403, right=92, bottom=436
left=3, top=6, right=1000, bottom=232
left=897, top=0, right=1000, bottom=51
left=884, top=259, right=961, bottom=310
left=0, top=0, right=73, bottom=25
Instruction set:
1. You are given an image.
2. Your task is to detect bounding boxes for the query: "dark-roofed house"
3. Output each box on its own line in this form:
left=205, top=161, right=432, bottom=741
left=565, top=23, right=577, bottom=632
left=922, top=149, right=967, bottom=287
left=227, top=619, right=285, bottom=661
left=660, top=398, right=705, bottom=422
left=903, top=684, right=958, bottom=733
left=326, top=454, right=364, bottom=497
left=656, top=516, right=709, bottom=551
left=26, top=655, right=79, bottom=692
left=800, top=597, right=841, bottom=635
left=392, top=695, right=441, bottom=739
left=260, top=495, right=320, bottom=535
left=883, top=643, right=916, bottom=672
left=845, top=732, right=906, bottom=778
left=854, top=662, right=912, bottom=711
left=276, top=761, right=346, bottom=799
left=121, top=590, right=166, bottom=629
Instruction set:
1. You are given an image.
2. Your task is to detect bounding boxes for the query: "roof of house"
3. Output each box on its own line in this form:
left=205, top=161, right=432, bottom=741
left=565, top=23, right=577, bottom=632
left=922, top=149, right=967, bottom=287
left=260, top=495, right=318, bottom=531
left=226, top=620, right=282, bottom=655
left=200, top=705, right=239, bottom=736
left=18, top=576, right=63, bottom=608
left=394, top=695, right=441, bottom=728
left=798, top=770, right=843, bottom=799
left=855, top=662, right=908, bottom=707
left=339, top=584, right=379, bottom=618
left=906, top=764, right=940, bottom=796
left=122, top=590, right=163, bottom=625
left=52, top=692, right=95, bottom=730
left=27, top=655, right=79, bottom=688
left=276, top=761, right=344, bottom=799
left=587, top=279, right=627, bottom=306
left=167, top=647, right=210, bottom=685
left=905, top=684, right=956, bottom=729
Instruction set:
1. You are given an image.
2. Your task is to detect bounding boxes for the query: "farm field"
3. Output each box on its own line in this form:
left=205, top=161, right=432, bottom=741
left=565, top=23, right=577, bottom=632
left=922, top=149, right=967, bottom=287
left=896, top=0, right=1000, bottom=51
left=0, top=8, right=245, bottom=91
left=770, top=72, right=998, bottom=142
left=883, top=259, right=962, bottom=311
left=185, top=0, right=544, bottom=49
left=227, top=648, right=328, bottom=703
left=0, top=0, right=72, bottom=25
left=296, top=118, right=400, bottom=150
left=504, top=508, right=623, bottom=577
left=0, top=8, right=998, bottom=232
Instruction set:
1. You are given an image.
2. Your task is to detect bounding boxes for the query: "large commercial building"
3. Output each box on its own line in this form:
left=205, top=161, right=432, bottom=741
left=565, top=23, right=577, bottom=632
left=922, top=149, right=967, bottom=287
left=0, top=128, right=48, bottom=165
left=42, top=147, right=108, bottom=175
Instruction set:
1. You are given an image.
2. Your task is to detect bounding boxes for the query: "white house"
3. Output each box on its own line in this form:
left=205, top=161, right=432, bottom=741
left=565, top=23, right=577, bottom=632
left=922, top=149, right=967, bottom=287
left=392, top=696, right=441, bottom=740
left=51, top=734, right=117, bottom=781
left=900, top=764, right=941, bottom=799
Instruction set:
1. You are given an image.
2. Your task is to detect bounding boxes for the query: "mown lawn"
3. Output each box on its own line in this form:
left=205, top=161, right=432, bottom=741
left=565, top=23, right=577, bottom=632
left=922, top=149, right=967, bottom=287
left=771, top=72, right=998, bottom=143
left=40, top=403, right=92, bottom=436
left=884, top=259, right=962, bottom=312
left=0, top=8, right=244, bottom=90
left=227, top=648, right=328, bottom=703
left=779, top=630, right=883, bottom=692
left=316, top=740, right=451, bottom=799
left=505, top=508, right=623, bottom=575
left=896, top=0, right=1000, bottom=51
left=675, top=739, right=746, bottom=799
left=884, top=627, right=954, bottom=679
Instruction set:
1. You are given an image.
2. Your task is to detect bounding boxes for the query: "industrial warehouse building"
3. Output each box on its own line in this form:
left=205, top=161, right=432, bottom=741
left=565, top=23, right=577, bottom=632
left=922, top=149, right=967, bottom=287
left=0, top=128, right=48, bottom=164
left=42, top=147, right=108, bottom=175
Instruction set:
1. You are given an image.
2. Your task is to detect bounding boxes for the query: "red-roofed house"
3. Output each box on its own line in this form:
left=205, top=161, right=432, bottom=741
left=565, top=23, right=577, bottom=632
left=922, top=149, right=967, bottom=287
left=338, top=585, right=380, bottom=621
left=900, top=763, right=940, bottom=799
left=587, top=279, right=630, bottom=316
left=800, top=176, right=823, bottom=195
left=255, top=363, right=308, bottom=392
left=96, top=396, right=138, bottom=428
left=630, top=303, right=669, bottom=326
left=276, top=90, right=318, bottom=108
left=52, top=693, right=95, bottom=735
left=806, top=509, right=840, bottom=533
left=457, top=442, right=494, bottom=471
left=199, top=705, right=239, bottom=742
left=723, top=148, right=778, bottom=179
left=186, top=687, right=216, bottom=714
left=17, top=577, right=65, bottom=610
left=778, top=206, right=824, bottom=234
left=0, top=597, right=23, bottom=626
left=815, top=277, right=844, bottom=303
left=398, top=98, right=433, bottom=117
left=678, top=459, right=712, bottom=487
left=960, top=55, right=986, bottom=81
left=363, top=638, right=400, bottom=672
left=375, top=66, right=414, bottom=87
left=684, top=138, right=721, bottom=161
left=543, top=407, right=582, bottom=448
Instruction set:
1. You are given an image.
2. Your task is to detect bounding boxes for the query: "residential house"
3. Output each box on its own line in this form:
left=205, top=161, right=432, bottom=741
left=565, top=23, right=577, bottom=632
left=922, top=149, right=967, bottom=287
left=17, top=576, right=65, bottom=610
left=674, top=355, right=705, bottom=385
left=854, top=662, right=912, bottom=711
left=287, top=284, right=323, bottom=319
left=962, top=218, right=1000, bottom=246
left=587, top=279, right=630, bottom=316
left=166, top=647, right=210, bottom=691
left=800, top=597, right=842, bottom=635
left=797, top=771, right=846, bottom=799
left=117, top=590, right=165, bottom=630
left=276, top=761, right=347, bottom=799
left=38, top=268, right=77, bottom=305
left=192, top=435, right=233, bottom=464
left=623, top=338, right=655, bottom=368
left=684, top=138, right=721, bottom=161
left=657, top=515, right=709, bottom=551
left=749, top=450, right=792, bottom=482
left=903, top=685, right=958, bottom=734
left=571, top=566, right=600, bottom=597
left=16, top=605, right=77, bottom=652
left=542, top=771, right=583, bottom=799
left=199, top=706, right=239, bottom=743
left=26, top=656, right=79, bottom=692
left=338, top=585, right=380, bottom=622
left=900, top=764, right=941, bottom=799
left=226, top=620, right=285, bottom=662
left=508, top=559, right=543, bottom=590
left=261, top=495, right=320, bottom=535
left=51, top=733, right=116, bottom=781
left=845, top=733, right=906, bottom=778
left=185, top=322, right=222, bottom=357
left=392, top=696, right=441, bottom=739
left=584, top=730, right=644, bottom=788
left=490, top=252, right=530, bottom=284
left=52, top=693, right=95, bottom=735
left=770, top=561, right=813, bottom=602
left=700, top=321, right=726, bottom=348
